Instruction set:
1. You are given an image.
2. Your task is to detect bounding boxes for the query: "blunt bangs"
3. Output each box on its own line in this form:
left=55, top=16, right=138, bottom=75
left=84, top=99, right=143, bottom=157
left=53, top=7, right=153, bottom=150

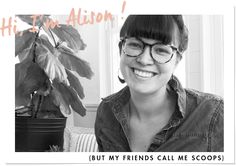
left=120, top=15, right=177, bottom=45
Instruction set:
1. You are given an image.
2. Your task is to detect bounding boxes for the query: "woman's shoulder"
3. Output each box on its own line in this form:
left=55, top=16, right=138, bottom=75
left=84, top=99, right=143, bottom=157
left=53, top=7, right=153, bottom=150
left=97, top=86, right=130, bottom=114
left=182, top=89, right=223, bottom=152
left=185, top=88, right=223, bottom=104
left=184, top=88, right=223, bottom=117
left=100, top=86, right=130, bottom=103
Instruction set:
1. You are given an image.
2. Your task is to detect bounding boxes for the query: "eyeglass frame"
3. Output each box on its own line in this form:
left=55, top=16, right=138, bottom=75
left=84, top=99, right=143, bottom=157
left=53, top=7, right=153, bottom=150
left=119, top=37, right=181, bottom=64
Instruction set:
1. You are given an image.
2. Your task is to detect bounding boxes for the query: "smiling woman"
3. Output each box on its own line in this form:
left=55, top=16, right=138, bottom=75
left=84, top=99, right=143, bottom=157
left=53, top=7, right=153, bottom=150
left=94, top=15, right=224, bottom=152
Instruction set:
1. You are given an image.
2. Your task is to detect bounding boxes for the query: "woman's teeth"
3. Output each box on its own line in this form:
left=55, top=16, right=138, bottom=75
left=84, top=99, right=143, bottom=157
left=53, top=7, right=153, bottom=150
left=133, top=69, right=155, bottom=78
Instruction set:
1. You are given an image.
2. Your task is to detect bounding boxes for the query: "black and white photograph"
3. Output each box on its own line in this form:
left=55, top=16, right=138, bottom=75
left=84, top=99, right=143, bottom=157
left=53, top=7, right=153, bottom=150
left=14, top=14, right=224, bottom=153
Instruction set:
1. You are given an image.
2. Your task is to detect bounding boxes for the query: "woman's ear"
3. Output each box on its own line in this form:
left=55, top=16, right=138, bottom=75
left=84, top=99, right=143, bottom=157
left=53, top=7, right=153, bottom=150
left=174, top=54, right=182, bottom=68
left=118, top=41, right=122, bottom=55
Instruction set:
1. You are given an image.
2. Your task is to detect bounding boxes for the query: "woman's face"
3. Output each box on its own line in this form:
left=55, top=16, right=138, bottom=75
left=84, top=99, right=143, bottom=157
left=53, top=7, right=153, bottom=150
left=120, top=35, right=180, bottom=95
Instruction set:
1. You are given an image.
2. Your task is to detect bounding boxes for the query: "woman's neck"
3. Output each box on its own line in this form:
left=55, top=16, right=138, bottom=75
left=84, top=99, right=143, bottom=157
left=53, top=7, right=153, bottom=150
left=129, top=85, right=174, bottom=121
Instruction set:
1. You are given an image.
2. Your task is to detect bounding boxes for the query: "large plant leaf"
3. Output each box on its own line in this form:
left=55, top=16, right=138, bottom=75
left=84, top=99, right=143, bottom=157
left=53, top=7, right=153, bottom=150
left=15, top=92, right=31, bottom=107
left=15, top=60, right=31, bottom=106
left=17, top=44, right=33, bottom=62
left=35, top=35, right=69, bottom=85
left=37, top=34, right=55, bottom=53
left=50, top=86, right=71, bottom=116
left=57, top=44, right=93, bottom=79
left=66, top=69, right=84, bottom=99
left=17, top=62, right=49, bottom=94
left=53, top=80, right=86, bottom=116
left=15, top=59, right=31, bottom=89
left=35, top=94, right=64, bottom=118
left=15, top=29, right=36, bottom=56
left=51, top=24, right=86, bottom=52
left=17, top=15, right=49, bottom=26
left=15, top=60, right=49, bottom=106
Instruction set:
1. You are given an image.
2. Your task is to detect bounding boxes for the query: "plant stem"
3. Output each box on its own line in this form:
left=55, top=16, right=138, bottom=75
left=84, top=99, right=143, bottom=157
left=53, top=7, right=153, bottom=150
left=29, top=93, right=35, bottom=117
left=30, top=30, right=41, bottom=117
left=32, top=30, right=40, bottom=63
left=32, top=43, right=37, bottom=63
left=29, top=30, right=41, bottom=117
left=34, top=95, right=44, bottom=118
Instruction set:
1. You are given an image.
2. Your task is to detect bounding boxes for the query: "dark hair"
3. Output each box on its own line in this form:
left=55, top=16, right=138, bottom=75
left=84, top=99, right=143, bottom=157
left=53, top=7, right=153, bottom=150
left=120, top=15, right=188, bottom=54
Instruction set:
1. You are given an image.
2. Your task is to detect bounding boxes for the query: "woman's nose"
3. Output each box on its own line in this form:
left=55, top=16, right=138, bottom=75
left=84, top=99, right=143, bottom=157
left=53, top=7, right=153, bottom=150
left=136, top=46, right=155, bottom=65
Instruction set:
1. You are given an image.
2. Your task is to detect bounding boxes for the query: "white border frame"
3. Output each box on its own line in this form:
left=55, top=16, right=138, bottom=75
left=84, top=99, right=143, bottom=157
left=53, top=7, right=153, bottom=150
left=0, top=0, right=235, bottom=165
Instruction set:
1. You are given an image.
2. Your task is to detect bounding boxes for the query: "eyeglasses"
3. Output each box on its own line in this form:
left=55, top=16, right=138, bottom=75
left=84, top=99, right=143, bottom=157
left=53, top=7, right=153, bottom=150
left=120, top=37, right=180, bottom=64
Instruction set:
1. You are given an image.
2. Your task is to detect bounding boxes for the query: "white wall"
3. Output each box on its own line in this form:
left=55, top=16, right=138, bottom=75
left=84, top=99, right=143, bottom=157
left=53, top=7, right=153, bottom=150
left=184, top=15, right=224, bottom=97
left=201, top=15, right=224, bottom=97
left=184, top=16, right=202, bottom=90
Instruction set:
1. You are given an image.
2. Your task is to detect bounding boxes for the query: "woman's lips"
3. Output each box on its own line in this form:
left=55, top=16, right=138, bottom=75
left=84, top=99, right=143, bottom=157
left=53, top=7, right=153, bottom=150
left=131, top=67, right=158, bottom=78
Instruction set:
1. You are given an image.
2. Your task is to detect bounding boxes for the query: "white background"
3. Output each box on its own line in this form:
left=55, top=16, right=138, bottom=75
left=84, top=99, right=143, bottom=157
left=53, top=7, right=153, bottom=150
left=0, top=0, right=235, bottom=165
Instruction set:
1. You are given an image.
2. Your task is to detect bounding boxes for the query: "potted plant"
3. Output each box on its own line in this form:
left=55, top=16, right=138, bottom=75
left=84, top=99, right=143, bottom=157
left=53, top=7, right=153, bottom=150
left=15, top=15, right=93, bottom=152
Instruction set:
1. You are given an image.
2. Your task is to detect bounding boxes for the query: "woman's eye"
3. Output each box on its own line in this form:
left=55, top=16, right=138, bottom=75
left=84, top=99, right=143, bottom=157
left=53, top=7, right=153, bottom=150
left=154, top=47, right=171, bottom=55
left=127, top=42, right=142, bottom=49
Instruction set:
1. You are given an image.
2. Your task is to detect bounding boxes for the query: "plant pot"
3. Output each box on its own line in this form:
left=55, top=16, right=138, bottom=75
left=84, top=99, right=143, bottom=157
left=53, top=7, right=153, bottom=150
left=15, top=117, right=66, bottom=152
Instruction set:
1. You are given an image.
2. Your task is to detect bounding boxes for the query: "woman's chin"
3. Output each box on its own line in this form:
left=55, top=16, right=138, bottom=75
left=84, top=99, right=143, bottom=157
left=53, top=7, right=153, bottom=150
left=128, top=82, right=160, bottom=95
left=127, top=75, right=168, bottom=95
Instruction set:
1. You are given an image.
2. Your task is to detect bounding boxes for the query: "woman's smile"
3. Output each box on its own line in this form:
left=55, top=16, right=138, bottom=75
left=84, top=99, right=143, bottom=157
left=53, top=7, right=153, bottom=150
left=130, top=67, right=158, bottom=80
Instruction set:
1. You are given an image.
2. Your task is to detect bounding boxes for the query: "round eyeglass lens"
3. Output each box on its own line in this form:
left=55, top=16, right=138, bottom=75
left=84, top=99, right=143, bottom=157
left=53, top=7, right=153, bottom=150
left=152, top=44, right=173, bottom=63
left=123, top=38, right=143, bottom=56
